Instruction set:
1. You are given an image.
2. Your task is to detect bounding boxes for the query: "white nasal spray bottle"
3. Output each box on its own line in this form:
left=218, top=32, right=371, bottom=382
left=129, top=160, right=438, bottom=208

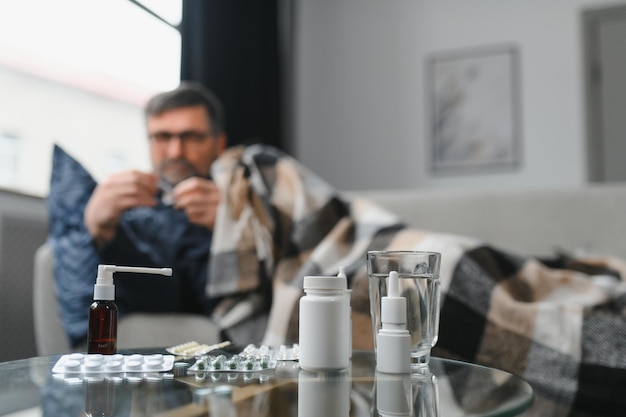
left=88, top=264, right=172, bottom=354
left=376, top=270, right=411, bottom=373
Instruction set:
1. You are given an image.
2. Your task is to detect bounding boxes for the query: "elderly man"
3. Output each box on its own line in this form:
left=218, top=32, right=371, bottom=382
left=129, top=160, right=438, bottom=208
left=85, top=82, right=227, bottom=247
left=49, top=82, right=380, bottom=349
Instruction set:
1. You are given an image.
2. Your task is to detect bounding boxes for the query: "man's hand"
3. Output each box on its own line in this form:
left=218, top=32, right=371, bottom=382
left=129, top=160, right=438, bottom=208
left=84, top=170, right=158, bottom=246
left=173, top=177, right=221, bottom=230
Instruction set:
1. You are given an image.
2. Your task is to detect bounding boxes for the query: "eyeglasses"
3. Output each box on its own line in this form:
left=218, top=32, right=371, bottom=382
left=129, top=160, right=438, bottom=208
left=149, top=130, right=213, bottom=145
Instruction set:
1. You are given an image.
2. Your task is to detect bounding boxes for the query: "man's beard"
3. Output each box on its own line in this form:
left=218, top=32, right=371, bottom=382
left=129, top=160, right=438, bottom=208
left=158, top=158, right=201, bottom=187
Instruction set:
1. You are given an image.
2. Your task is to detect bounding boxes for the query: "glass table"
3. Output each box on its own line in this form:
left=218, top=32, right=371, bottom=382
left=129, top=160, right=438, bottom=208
left=0, top=349, right=533, bottom=417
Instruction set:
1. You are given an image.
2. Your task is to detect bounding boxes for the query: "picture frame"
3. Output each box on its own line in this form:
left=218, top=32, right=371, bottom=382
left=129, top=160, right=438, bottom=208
left=427, top=44, right=522, bottom=174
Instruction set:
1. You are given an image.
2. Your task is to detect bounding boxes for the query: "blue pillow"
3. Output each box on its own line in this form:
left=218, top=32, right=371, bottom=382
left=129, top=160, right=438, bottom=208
left=47, top=145, right=100, bottom=347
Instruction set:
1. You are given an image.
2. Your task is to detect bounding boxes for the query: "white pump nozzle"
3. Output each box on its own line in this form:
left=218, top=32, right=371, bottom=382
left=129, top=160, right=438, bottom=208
left=97, top=264, right=172, bottom=282
left=94, top=264, right=173, bottom=301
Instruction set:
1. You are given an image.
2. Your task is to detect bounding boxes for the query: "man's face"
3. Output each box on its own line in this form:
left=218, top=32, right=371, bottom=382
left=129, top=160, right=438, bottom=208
left=147, top=105, right=226, bottom=186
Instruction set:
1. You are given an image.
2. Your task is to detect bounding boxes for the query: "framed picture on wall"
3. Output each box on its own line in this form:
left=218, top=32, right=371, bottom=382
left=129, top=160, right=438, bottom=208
left=426, top=44, right=522, bottom=174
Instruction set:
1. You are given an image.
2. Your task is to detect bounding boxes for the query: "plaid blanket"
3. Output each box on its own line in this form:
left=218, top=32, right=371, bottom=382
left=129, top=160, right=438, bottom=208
left=209, top=144, right=626, bottom=417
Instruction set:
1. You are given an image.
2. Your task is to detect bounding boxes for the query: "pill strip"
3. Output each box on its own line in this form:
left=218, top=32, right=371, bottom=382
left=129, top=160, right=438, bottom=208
left=186, top=344, right=299, bottom=374
left=166, top=340, right=231, bottom=357
left=241, top=343, right=299, bottom=361
left=52, top=353, right=175, bottom=374
left=189, top=354, right=277, bottom=373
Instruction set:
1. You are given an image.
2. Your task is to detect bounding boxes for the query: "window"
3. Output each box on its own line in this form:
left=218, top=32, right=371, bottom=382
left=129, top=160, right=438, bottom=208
left=0, top=0, right=182, bottom=196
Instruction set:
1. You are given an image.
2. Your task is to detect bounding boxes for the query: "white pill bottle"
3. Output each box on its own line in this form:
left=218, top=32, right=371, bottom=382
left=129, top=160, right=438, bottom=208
left=298, top=274, right=350, bottom=371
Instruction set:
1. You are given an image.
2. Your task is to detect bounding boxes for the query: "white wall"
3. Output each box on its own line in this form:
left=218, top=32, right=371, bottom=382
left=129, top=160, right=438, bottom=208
left=294, top=0, right=626, bottom=191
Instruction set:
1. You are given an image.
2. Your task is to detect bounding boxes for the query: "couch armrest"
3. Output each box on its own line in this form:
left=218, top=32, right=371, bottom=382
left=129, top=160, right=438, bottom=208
left=33, top=243, right=69, bottom=356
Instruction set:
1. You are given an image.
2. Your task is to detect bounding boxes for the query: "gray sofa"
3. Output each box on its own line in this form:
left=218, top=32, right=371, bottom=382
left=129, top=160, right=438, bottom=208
left=4, top=183, right=626, bottom=361
left=0, top=189, right=48, bottom=363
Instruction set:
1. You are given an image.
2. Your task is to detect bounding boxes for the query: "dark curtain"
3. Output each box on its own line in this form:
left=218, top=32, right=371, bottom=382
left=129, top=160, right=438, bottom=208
left=180, top=0, right=286, bottom=151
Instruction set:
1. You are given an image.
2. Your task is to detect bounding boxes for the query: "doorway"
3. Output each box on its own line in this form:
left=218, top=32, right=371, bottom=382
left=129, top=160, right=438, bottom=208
left=583, top=5, right=626, bottom=182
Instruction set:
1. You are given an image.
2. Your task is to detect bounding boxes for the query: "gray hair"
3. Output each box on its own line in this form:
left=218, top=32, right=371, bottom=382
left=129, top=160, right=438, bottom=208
left=144, top=81, right=225, bottom=135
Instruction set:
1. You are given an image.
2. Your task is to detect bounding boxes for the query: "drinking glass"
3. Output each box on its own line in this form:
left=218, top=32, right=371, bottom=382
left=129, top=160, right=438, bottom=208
left=367, top=251, right=442, bottom=370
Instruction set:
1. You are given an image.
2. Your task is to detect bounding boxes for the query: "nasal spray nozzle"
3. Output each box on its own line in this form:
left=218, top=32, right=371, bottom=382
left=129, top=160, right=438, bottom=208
left=388, top=270, right=400, bottom=298
left=376, top=270, right=411, bottom=373
left=93, top=264, right=173, bottom=300
left=88, top=264, right=173, bottom=354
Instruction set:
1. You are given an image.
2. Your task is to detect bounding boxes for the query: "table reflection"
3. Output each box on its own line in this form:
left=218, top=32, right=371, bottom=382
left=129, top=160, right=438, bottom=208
left=11, top=350, right=532, bottom=417
left=298, top=368, right=351, bottom=417
left=374, top=371, right=438, bottom=417
left=84, top=379, right=115, bottom=417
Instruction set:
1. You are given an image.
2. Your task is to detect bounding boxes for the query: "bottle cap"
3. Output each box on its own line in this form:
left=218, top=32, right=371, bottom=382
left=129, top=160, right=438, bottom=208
left=303, top=275, right=347, bottom=290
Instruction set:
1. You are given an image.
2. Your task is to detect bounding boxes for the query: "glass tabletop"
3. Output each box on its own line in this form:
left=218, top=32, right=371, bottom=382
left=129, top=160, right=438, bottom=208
left=0, top=349, right=533, bottom=417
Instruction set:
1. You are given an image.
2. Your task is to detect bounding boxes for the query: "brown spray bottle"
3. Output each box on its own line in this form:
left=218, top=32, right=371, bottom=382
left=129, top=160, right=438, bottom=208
left=88, top=264, right=173, bottom=354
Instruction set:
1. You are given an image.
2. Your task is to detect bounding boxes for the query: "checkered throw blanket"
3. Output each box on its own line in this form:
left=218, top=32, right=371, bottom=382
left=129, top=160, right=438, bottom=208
left=209, top=144, right=626, bottom=417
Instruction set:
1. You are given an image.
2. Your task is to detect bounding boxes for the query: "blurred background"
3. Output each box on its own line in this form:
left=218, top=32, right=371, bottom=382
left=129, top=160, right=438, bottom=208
left=2, top=0, right=626, bottom=364
left=1, top=0, right=625, bottom=196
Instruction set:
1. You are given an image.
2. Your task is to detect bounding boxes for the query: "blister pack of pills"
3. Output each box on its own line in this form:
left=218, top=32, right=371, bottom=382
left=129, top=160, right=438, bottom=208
left=187, top=344, right=299, bottom=374
left=241, top=343, right=299, bottom=361
left=52, top=353, right=175, bottom=375
left=189, top=353, right=275, bottom=373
